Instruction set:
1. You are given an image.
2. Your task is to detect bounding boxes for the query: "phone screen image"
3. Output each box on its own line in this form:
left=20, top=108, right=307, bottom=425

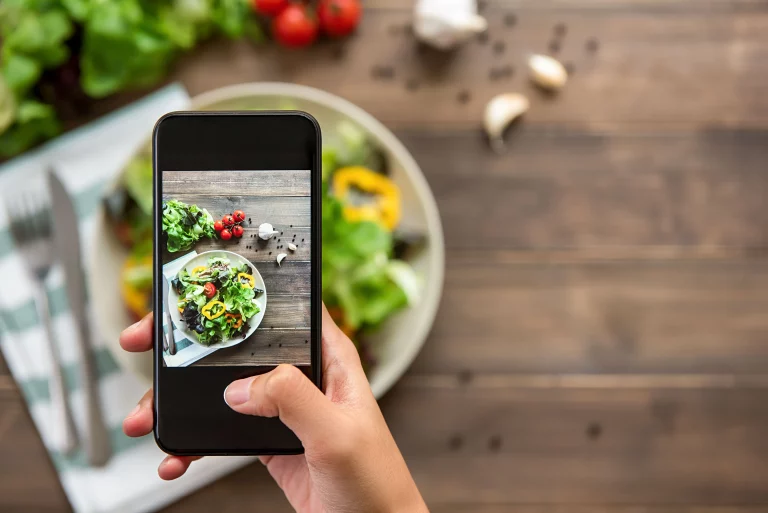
left=160, top=169, right=311, bottom=371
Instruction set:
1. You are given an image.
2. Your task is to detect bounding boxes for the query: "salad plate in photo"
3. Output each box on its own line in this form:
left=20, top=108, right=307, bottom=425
left=169, top=251, right=267, bottom=349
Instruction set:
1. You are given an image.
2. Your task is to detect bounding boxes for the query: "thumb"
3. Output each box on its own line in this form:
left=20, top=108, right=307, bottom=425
left=224, top=364, right=338, bottom=443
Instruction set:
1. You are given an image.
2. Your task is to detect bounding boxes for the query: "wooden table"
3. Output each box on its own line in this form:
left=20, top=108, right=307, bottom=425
left=163, top=170, right=312, bottom=366
left=3, top=0, right=768, bottom=511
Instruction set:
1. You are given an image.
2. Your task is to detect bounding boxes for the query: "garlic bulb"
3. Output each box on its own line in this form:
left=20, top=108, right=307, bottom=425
left=258, top=222, right=279, bottom=240
left=276, top=253, right=287, bottom=266
left=528, top=54, right=568, bottom=91
left=484, top=93, right=530, bottom=153
left=287, top=243, right=297, bottom=251
left=414, top=0, right=487, bottom=50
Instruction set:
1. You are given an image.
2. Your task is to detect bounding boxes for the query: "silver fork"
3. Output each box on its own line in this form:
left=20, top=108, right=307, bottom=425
left=5, top=192, right=79, bottom=454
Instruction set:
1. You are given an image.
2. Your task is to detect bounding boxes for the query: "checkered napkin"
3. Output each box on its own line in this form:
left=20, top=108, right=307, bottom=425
left=0, top=85, right=253, bottom=513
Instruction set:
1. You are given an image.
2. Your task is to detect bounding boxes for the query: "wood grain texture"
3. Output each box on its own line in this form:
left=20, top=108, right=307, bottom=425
left=399, top=128, right=768, bottom=251
left=163, top=170, right=311, bottom=197
left=172, top=9, right=768, bottom=129
left=379, top=383, right=768, bottom=506
left=164, top=194, right=310, bottom=228
left=411, top=256, right=768, bottom=375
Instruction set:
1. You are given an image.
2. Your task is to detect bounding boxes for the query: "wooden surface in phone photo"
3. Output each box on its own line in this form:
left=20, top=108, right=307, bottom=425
left=163, top=170, right=311, bottom=366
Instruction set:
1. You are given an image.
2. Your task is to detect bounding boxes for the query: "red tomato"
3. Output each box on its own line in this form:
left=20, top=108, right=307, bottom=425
left=318, top=0, right=361, bottom=38
left=213, top=220, right=224, bottom=232
left=233, top=210, right=246, bottom=223
left=203, top=282, right=217, bottom=299
left=232, top=225, right=244, bottom=238
left=220, top=229, right=232, bottom=240
left=252, top=0, right=288, bottom=16
left=273, top=5, right=318, bottom=48
left=222, top=214, right=235, bottom=227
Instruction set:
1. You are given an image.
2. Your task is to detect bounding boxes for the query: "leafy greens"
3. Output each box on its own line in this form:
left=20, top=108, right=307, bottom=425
left=162, top=199, right=216, bottom=253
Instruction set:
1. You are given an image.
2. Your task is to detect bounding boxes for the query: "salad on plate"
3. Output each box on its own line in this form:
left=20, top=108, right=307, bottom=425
left=173, top=255, right=263, bottom=346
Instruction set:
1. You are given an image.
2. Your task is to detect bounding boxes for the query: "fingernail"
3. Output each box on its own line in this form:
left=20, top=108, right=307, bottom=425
left=127, top=403, right=141, bottom=419
left=224, top=378, right=252, bottom=407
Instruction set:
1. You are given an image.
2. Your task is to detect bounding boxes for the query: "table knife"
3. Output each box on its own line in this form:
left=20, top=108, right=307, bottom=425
left=162, top=275, right=177, bottom=355
left=47, top=170, right=112, bottom=467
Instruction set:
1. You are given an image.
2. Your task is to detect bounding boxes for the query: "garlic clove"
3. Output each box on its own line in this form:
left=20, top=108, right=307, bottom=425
left=258, top=222, right=279, bottom=240
left=483, top=93, right=530, bottom=154
left=287, top=243, right=297, bottom=251
left=276, top=253, right=287, bottom=266
left=528, top=54, right=568, bottom=91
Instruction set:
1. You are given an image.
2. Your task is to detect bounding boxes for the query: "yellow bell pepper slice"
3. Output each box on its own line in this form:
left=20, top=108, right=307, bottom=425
left=201, top=300, right=226, bottom=320
left=237, top=272, right=255, bottom=289
left=191, top=266, right=207, bottom=276
left=333, top=166, right=401, bottom=231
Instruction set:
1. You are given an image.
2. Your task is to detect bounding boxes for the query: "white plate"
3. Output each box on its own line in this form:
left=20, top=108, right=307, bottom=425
left=169, top=250, right=267, bottom=349
left=91, top=83, right=445, bottom=399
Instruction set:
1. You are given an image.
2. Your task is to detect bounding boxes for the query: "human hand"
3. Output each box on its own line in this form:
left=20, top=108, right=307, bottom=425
left=120, top=306, right=428, bottom=513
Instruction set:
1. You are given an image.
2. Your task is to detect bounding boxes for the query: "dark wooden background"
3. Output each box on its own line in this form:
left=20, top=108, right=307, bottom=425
left=163, top=170, right=312, bottom=366
left=3, top=0, right=768, bottom=511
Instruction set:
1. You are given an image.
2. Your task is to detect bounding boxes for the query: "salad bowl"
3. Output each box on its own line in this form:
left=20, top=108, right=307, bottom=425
left=91, top=83, right=445, bottom=399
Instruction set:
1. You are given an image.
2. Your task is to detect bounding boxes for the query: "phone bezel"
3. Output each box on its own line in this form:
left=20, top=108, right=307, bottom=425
left=152, top=111, right=322, bottom=455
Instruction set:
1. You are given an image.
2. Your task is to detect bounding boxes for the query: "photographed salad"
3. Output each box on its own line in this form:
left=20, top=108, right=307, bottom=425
left=173, top=256, right=262, bottom=346
left=162, top=199, right=216, bottom=252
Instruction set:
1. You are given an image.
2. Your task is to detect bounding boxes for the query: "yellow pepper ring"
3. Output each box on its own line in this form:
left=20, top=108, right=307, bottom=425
left=237, top=272, right=255, bottom=289
left=333, top=166, right=401, bottom=231
left=201, top=300, right=226, bottom=320
left=191, top=266, right=207, bottom=276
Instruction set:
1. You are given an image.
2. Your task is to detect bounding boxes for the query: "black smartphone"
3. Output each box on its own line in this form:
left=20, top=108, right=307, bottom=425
left=152, top=111, right=322, bottom=455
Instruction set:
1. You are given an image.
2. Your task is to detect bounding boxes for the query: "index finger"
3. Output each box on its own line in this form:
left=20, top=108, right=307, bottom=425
left=119, top=313, right=154, bottom=353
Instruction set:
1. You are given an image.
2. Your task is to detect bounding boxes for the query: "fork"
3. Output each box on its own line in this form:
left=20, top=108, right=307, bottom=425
left=5, top=192, right=79, bottom=455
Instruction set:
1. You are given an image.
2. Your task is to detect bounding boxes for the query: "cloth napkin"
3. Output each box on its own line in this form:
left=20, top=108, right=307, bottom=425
left=161, top=252, right=221, bottom=367
left=0, top=85, right=254, bottom=513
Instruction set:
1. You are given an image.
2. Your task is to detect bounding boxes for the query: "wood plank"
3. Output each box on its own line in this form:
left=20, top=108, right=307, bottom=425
left=411, top=255, right=768, bottom=375
left=189, top=226, right=311, bottom=262
left=163, top=194, right=310, bottom=228
left=399, top=128, right=768, bottom=251
left=0, top=393, right=70, bottom=512
left=163, top=170, right=310, bottom=197
left=379, top=382, right=768, bottom=506
left=196, top=329, right=311, bottom=366
left=173, top=11, right=768, bottom=129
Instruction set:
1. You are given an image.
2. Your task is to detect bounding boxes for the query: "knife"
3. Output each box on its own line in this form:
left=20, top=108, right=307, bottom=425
left=162, top=275, right=177, bottom=355
left=47, top=170, right=112, bottom=467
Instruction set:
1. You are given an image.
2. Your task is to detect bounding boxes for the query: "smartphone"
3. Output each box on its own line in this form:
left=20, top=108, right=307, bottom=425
left=152, top=112, right=322, bottom=455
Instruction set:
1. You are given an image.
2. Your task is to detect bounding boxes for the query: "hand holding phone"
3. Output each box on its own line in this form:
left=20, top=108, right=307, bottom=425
left=121, top=306, right=428, bottom=513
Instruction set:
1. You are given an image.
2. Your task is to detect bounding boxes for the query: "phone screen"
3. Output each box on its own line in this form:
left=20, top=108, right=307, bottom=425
left=153, top=112, right=321, bottom=454
left=160, top=169, right=312, bottom=371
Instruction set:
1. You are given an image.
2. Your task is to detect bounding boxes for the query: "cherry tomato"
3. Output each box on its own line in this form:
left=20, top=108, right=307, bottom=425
left=203, top=282, right=217, bottom=299
left=232, top=225, right=244, bottom=238
left=220, top=228, right=233, bottom=240
left=213, top=220, right=224, bottom=232
left=252, top=0, right=288, bottom=16
left=233, top=210, right=246, bottom=223
left=273, top=5, right=318, bottom=48
left=318, top=0, right=361, bottom=38
left=222, top=214, right=235, bottom=227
